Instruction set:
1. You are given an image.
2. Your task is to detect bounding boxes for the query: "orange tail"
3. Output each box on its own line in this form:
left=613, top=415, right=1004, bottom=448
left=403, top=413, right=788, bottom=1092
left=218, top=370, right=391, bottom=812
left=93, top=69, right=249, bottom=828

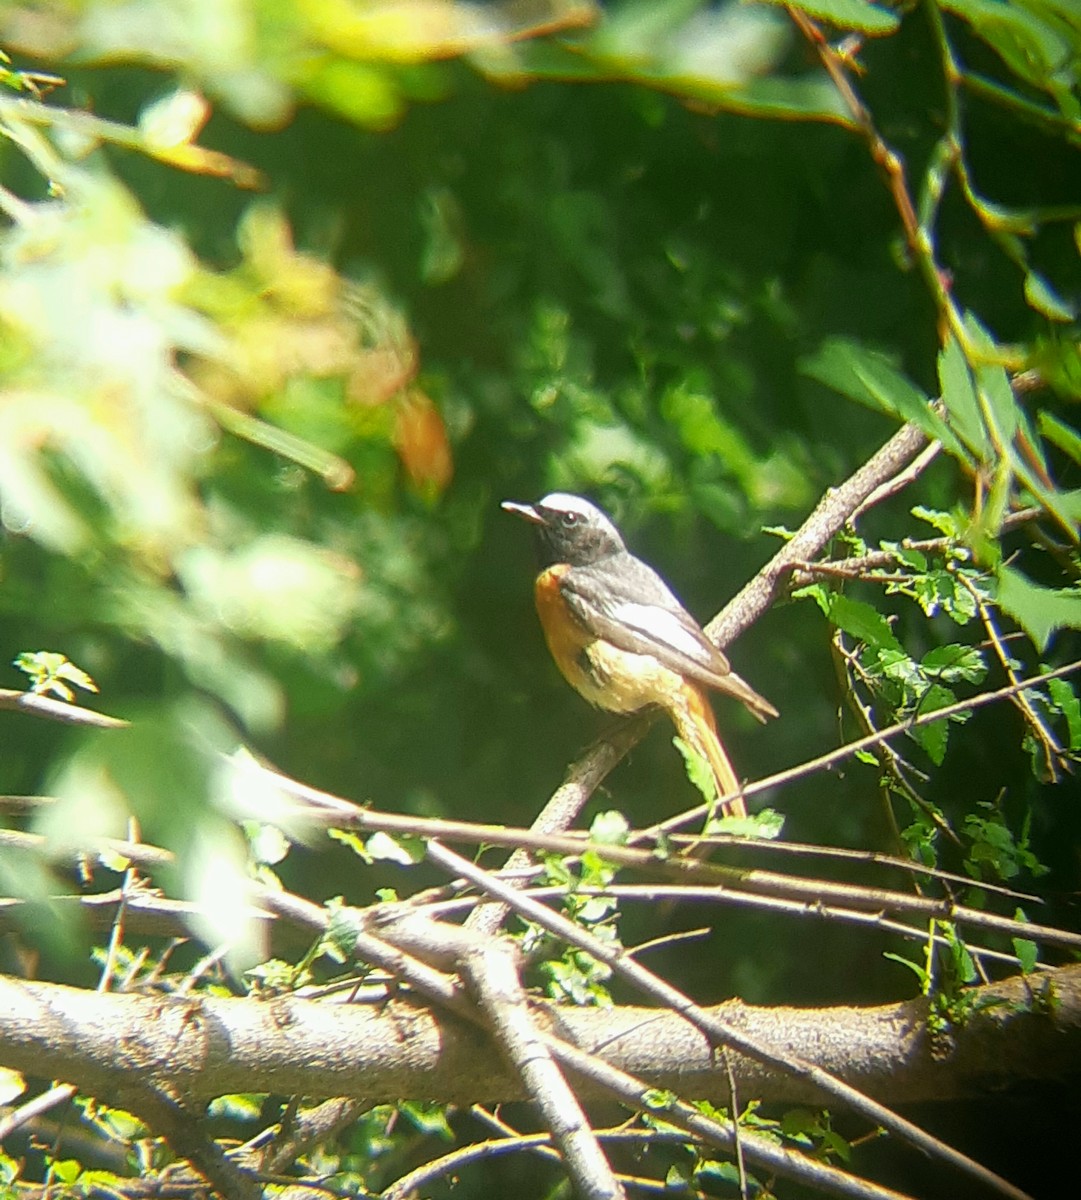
left=669, top=685, right=747, bottom=819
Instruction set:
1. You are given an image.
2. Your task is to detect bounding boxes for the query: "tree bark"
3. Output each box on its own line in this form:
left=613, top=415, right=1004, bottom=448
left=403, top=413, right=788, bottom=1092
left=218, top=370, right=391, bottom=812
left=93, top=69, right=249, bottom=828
left=0, top=965, right=1076, bottom=1108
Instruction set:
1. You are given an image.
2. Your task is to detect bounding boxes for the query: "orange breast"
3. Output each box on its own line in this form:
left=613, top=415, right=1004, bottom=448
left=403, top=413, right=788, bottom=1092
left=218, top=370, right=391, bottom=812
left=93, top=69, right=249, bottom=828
left=533, top=565, right=687, bottom=716
left=533, top=565, right=592, bottom=686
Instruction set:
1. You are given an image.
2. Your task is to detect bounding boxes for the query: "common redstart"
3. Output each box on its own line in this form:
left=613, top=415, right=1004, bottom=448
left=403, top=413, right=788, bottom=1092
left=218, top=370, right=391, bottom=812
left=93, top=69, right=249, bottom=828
left=502, top=493, right=777, bottom=817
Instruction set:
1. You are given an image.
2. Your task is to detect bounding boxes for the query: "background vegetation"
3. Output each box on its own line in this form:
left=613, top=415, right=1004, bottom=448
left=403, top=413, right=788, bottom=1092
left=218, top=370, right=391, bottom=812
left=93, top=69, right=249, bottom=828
left=0, top=1, right=1078, bottom=1197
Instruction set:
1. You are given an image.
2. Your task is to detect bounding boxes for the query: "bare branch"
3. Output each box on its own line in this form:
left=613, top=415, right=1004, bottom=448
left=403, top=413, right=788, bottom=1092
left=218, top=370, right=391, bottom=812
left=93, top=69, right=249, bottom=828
left=0, top=827, right=174, bottom=872
left=424, top=842, right=1034, bottom=1200
left=0, top=687, right=129, bottom=730
left=2, top=965, right=1076, bottom=1109
left=248, top=760, right=1081, bottom=954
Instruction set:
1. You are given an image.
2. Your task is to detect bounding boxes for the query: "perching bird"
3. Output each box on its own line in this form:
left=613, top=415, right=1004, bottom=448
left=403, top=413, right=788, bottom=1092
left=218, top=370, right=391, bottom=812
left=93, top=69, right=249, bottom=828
left=502, top=492, right=776, bottom=816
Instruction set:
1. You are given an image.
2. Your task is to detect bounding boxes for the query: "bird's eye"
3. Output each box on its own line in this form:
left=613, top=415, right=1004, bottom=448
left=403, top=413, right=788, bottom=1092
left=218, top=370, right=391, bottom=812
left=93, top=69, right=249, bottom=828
left=560, top=511, right=580, bottom=527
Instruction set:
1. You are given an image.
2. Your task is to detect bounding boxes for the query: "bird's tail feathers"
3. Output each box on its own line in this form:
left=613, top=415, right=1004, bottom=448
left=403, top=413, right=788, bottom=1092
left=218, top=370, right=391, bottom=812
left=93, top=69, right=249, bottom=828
left=671, top=689, right=747, bottom=819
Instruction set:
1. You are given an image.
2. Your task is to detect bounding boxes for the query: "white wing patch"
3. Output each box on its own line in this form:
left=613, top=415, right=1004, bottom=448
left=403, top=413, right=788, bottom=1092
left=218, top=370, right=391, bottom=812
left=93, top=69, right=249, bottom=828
left=611, top=602, right=709, bottom=660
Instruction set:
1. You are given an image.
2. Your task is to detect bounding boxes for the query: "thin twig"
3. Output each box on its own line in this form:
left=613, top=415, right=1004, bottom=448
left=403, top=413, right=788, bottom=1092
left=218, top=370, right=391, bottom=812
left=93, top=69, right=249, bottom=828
left=0, top=1084, right=76, bottom=1143
left=0, top=688, right=129, bottom=730
left=0, top=827, right=173, bottom=872
left=263, top=892, right=922, bottom=1200
left=852, top=442, right=943, bottom=519
left=646, top=659, right=1081, bottom=838
left=953, top=570, right=1067, bottom=780
left=386, top=1125, right=719, bottom=1200
left=521, top=885, right=1036, bottom=973
left=425, top=841, right=1032, bottom=1200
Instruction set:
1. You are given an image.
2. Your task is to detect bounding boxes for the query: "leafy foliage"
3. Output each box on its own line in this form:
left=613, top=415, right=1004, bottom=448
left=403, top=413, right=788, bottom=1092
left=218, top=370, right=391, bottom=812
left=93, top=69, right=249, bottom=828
left=0, top=0, right=1078, bottom=1197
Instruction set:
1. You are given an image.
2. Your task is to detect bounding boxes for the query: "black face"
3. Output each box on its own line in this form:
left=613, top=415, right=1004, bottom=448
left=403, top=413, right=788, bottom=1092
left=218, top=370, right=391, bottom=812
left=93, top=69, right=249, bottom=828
left=502, top=495, right=625, bottom=567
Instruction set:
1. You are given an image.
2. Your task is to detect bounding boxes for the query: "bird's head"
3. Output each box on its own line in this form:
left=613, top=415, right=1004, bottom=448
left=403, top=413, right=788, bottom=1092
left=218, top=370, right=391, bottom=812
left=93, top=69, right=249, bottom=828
left=501, top=492, right=625, bottom=566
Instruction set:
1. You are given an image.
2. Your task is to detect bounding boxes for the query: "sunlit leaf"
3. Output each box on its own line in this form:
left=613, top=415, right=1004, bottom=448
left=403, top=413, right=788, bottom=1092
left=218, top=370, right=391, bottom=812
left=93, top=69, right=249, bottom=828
left=938, top=335, right=990, bottom=456
left=589, top=810, right=630, bottom=845
left=138, top=89, right=210, bottom=148
left=366, top=830, right=425, bottom=865
left=802, top=338, right=967, bottom=456
left=997, top=565, right=1081, bottom=650
left=0, top=1069, right=25, bottom=1105
left=827, top=593, right=903, bottom=651
left=1024, top=270, right=1075, bottom=321
left=764, top=0, right=899, bottom=34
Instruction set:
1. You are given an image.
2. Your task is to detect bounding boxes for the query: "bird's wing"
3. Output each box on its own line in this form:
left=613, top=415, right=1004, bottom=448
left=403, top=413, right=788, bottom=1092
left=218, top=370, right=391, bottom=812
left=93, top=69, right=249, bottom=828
left=560, top=558, right=734, bottom=687
left=561, top=558, right=779, bottom=721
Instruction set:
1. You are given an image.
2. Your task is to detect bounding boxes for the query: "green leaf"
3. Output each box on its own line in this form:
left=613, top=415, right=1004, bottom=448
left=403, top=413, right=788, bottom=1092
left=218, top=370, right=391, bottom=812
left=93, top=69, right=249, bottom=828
left=938, top=335, right=990, bottom=456
left=921, top=645, right=987, bottom=685
left=791, top=581, right=831, bottom=615
left=366, top=830, right=424, bottom=865
left=971, top=361, right=1020, bottom=452
left=1013, top=936, right=1039, bottom=974
left=947, top=933, right=978, bottom=984
left=874, top=645, right=921, bottom=690
left=301, top=60, right=403, bottom=131
left=913, top=569, right=980, bottom=624
left=716, top=75, right=856, bottom=124
left=1038, top=410, right=1081, bottom=465
left=884, top=951, right=930, bottom=991
left=803, top=338, right=927, bottom=418
left=673, top=736, right=718, bottom=804
left=207, top=1093, right=264, bottom=1121
left=821, top=1128, right=853, bottom=1163
left=399, top=1100, right=455, bottom=1140
left=765, top=0, right=900, bottom=33
left=780, top=1107, right=824, bottom=1140
left=1024, top=270, right=1075, bottom=321
left=1012, top=907, right=1036, bottom=974
left=997, top=565, right=1081, bottom=651
left=910, top=683, right=958, bottom=765
left=328, top=827, right=372, bottom=863
left=1047, top=676, right=1081, bottom=749
left=707, top=807, right=786, bottom=840
left=323, top=899, right=363, bottom=961
left=589, top=810, right=630, bottom=845
left=48, top=1161, right=81, bottom=1186
left=13, top=650, right=99, bottom=700
left=912, top=506, right=963, bottom=537
left=1033, top=334, right=1081, bottom=400
left=882, top=541, right=928, bottom=571
left=940, top=0, right=1076, bottom=93
left=827, top=593, right=903, bottom=651
left=802, top=339, right=964, bottom=455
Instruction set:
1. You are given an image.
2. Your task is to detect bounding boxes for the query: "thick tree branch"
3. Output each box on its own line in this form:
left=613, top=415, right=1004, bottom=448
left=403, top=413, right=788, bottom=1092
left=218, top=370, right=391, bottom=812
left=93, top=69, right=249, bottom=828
left=0, top=967, right=1075, bottom=1108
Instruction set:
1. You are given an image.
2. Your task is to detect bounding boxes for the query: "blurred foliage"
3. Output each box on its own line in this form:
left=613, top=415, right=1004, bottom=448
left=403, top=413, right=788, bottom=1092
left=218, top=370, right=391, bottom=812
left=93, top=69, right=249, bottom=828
left=0, top=0, right=1079, bottom=1196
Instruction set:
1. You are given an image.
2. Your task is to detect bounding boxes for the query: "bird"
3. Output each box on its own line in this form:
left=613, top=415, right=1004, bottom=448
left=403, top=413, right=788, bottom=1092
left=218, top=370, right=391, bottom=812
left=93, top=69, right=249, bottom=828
left=502, top=492, right=777, bottom=817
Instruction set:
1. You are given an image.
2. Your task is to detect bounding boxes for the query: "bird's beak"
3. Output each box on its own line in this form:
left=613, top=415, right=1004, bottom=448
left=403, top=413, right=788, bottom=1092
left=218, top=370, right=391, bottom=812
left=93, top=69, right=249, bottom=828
left=501, top=500, right=545, bottom=525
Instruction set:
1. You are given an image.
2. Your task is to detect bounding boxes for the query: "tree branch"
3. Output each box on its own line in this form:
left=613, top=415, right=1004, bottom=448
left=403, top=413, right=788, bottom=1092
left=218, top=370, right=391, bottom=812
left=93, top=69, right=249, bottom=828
left=0, top=688, right=129, bottom=730
left=0, top=967, right=1075, bottom=1109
